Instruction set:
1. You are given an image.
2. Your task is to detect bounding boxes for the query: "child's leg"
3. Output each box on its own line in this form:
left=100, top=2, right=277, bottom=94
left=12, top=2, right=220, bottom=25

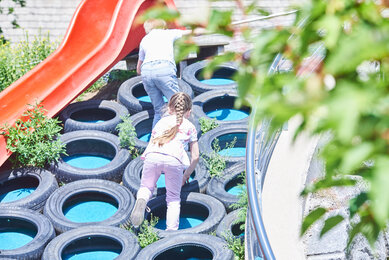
left=163, top=163, right=185, bottom=231
left=137, top=160, right=162, bottom=201
left=131, top=159, right=162, bottom=227
left=142, top=76, right=165, bottom=128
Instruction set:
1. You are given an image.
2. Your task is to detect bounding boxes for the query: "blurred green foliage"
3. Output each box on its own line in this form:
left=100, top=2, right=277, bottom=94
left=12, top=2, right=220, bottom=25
left=145, top=0, right=389, bottom=247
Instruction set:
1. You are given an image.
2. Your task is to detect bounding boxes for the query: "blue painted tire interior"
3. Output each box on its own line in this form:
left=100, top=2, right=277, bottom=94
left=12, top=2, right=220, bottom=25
left=62, top=139, right=115, bottom=169
left=149, top=202, right=209, bottom=230
left=131, top=83, right=167, bottom=103
left=0, top=176, right=38, bottom=203
left=203, top=95, right=250, bottom=121
left=70, top=108, right=115, bottom=123
left=61, top=236, right=122, bottom=260
left=135, top=118, right=152, bottom=140
left=195, top=67, right=236, bottom=83
left=0, top=217, right=37, bottom=250
left=62, top=191, right=119, bottom=223
left=155, top=245, right=213, bottom=260
left=214, top=133, right=247, bottom=157
left=225, top=175, right=245, bottom=196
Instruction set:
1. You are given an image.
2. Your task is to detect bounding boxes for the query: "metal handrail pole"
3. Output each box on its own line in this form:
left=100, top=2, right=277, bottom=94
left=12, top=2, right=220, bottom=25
left=246, top=121, right=276, bottom=260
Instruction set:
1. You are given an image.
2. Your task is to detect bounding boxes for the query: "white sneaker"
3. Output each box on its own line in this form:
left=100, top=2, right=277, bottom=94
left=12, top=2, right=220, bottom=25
left=130, top=198, right=147, bottom=228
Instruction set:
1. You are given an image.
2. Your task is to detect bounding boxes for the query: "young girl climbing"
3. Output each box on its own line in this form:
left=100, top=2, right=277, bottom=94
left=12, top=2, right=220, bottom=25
left=130, top=92, right=199, bottom=230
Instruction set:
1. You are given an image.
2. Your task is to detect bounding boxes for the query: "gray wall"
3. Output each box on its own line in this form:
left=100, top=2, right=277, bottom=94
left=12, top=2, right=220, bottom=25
left=0, top=0, right=294, bottom=51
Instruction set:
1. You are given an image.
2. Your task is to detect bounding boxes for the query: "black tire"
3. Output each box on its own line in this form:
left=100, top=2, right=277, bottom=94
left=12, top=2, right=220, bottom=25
left=0, top=167, right=58, bottom=212
left=144, top=192, right=226, bottom=238
left=59, top=99, right=129, bottom=134
left=192, top=89, right=250, bottom=134
left=198, top=124, right=248, bottom=167
left=122, top=156, right=210, bottom=197
left=135, top=233, right=234, bottom=260
left=43, top=179, right=135, bottom=234
left=182, top=60, right=237, bottom=95
left=216, top=209, right=245, bottom=241
left=130, top=110, right=201, bottom=152
left=130, top=110, right=154, bottom=152
left=50, top=130, right=131, bottom=183
left=42, top=225, right=140, bottom=260
left=206, top=162, right=245, bottom=211
left=117, top=76, right=194, bottom=114
left=0, top=207, right=55, bottom=259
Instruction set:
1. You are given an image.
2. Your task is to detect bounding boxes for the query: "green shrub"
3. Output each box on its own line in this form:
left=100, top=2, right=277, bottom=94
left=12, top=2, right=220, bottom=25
left=116, top=115, right=142, bottom=158
left=230, top=172, right=248, bottom=231
left=199, top=117, right=219, bottom=134
left=0, top=103, right=66, bottom=167
left=225, top=235, right=245, bottom=260
left=137, top=215, right=160, bottom=248
left=202, top=137, right=237, bottom=178
left=0, top=32, right=58, bottom=92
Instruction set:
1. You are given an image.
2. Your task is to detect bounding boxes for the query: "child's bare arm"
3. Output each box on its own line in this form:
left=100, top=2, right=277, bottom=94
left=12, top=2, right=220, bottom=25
left=136, top=59, right=143, bottom=75
left=182, top=141, right=199, bottom=185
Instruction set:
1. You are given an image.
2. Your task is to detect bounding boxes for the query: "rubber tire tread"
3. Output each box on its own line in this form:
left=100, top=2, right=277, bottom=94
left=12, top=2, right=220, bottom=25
left=43, top=179, right=135, bottom=233
left=0, top=207, right=55, bottom=259
left=41, top=225, right=140, bottom=260
left=50, top=130, right=131, bottom=183
left=134, top=233, right=234, bottom=260
left=59, top=100, right=129, bottom=134
left=0, top=167, right=58, bottom=211
left=145, top=192, right=226, bottom=238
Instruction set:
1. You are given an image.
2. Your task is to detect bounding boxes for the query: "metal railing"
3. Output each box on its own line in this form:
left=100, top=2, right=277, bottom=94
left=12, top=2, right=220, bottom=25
left=245, top=118, right=281, bottom=260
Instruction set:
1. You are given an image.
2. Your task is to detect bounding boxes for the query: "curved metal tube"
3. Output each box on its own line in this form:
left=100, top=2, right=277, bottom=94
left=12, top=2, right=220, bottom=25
left=246, top=120, right=276, bottom=260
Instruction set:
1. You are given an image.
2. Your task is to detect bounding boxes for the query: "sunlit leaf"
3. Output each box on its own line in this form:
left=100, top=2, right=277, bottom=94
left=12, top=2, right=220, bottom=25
left=340, top=142, right=374, bottom=174
left=301, top=207, right=327, bottom=236
left=320, top=215, right=344, bottom=238
left=349, top=192, right=368, bottom=218
left=370, top=157, right=389, bottom=227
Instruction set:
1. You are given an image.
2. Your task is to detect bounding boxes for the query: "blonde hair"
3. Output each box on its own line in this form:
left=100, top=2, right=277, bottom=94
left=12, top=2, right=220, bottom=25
left=143, top=19, right=167, bottom=34
left=153, top=92, right=192, bottom=147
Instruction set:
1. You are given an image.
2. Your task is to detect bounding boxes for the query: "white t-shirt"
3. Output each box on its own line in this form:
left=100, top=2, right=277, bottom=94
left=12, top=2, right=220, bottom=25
left=141, top=114, right=197, bottom=168
left=138, top=29, right=184, bottom=66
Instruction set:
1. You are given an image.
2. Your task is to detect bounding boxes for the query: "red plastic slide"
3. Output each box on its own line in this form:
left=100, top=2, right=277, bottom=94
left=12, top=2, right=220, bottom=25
left=0, top=0, right=176, bottom=167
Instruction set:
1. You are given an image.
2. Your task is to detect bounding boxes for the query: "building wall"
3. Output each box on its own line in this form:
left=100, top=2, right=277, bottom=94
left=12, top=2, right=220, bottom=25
left=0, top=0, right=294, bottom=51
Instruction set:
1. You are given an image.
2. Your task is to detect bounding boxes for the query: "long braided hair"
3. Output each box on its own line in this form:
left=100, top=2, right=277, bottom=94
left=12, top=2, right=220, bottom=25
left=152, top=92, right=192, bottom=147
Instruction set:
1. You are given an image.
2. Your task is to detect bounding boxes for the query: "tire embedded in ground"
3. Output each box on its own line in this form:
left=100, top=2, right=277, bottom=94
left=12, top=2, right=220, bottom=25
left=59, top=99, right=129, bottom=134
left=0, top=207, right=55, bottom=259
left=42, top=225, right=140, bottom=260
left=0, top=167, right=58, bottom=211
left=135, top=233, right=234, bottom=260
left=144, top=192, right=226, bottom=238
left=50, top=130, right=131, bottom=183
left=182, top=60, right=237, bottom=95
left=43, top=179, right=135, bottom=233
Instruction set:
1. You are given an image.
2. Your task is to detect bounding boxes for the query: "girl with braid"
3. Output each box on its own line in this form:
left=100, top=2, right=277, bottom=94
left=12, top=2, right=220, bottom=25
left=130, top=92, right=199, bottom=230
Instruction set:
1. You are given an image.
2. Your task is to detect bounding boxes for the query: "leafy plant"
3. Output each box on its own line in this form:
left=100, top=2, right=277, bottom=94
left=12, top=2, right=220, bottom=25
left=142, top=0, right=389, bottom=248
left=230, top=172, right=248, bottom=231
left=108, top=69, right=137, bottom=82
left=137, top=215, right=160, bottom=248
left=202, top=137, right=237, bottom=178
left=116, top=115, right=142, bottom=158
left=225, top=234, right=245, bottom=260
left=0, top=32, right=58, bottom=92
left=199, top=117, right=219, bottom=134
left=0, top=103, right=66, bottom=167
